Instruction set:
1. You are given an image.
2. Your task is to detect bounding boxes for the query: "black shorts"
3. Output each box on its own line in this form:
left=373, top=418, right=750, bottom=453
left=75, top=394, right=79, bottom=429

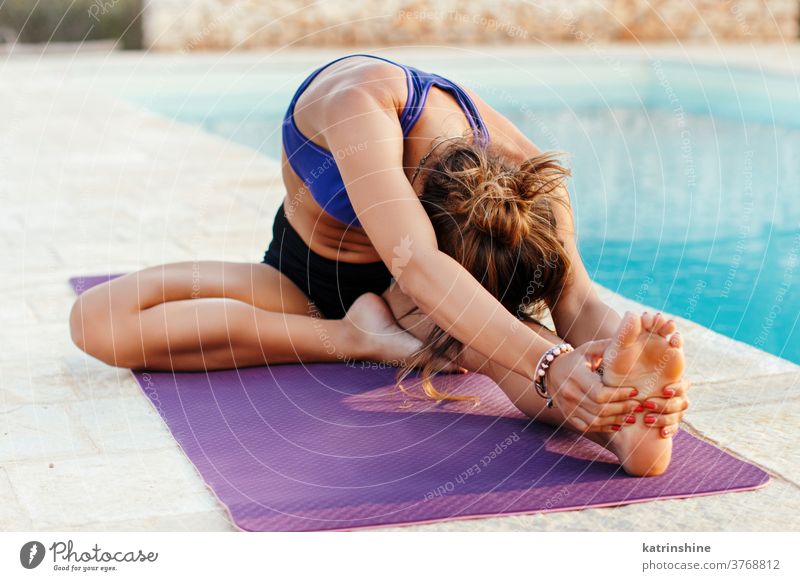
left=261, top=203, right=393, bottom=319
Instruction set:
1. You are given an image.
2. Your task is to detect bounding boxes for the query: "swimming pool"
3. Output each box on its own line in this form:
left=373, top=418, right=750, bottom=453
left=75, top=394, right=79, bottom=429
left=132, top=56, right=800, bottom=365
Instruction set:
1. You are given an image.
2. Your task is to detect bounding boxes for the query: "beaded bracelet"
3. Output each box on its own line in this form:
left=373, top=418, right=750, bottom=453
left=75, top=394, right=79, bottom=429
left=533, top=343, right=574, bottom=408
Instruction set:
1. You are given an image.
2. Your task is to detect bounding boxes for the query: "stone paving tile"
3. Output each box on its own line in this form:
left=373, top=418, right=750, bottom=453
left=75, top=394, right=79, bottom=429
left=5, top=279, right=80, bottom=325
left=0, top=358, right=77, bottom=406
left=0, top=402, right=97, bottom=464
left=680, top=326, right=798, bottom=384
left=2, top=244, right=64, bottom=273
left=53, top=242, right=192, bottom=269
left=0, top=323, right=76, bottom=365
left=66, top=510, right=237, bottom=532
left=6, top=448, right=224, bottom=529
left=380, top=479, right=800, bottom=532
left=0, top=300, right=37, bottom=327
left=686, top=400, right=800, bottom=485
left=68, top=395, right=175, bottom=454
left=689, top=373, right=800, bottom=411
left=17, top=205, right=138, bottom=234
left=62, top=354, right=142, bottom=401
left=0, top=468, right=32, bottom=531
left=177, top=241, right=264, bottom=263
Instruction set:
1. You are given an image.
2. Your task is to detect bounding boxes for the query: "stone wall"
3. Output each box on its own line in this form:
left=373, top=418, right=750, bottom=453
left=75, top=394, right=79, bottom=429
left=143, top=0, right=799, bottom=51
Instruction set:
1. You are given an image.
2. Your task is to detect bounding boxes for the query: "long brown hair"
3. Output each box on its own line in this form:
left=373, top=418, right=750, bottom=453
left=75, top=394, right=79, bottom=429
left=397, top=135, right=572, bottom=403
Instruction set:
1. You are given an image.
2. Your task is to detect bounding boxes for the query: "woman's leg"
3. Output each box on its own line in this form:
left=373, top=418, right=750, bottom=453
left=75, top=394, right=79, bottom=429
left=381, top=283, right=673, bottom=477
left=69, top=260, right=421, bottom=371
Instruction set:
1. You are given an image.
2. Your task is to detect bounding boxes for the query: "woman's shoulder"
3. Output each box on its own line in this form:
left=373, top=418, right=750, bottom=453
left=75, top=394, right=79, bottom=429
left=295, top=56, right=408, bottom=134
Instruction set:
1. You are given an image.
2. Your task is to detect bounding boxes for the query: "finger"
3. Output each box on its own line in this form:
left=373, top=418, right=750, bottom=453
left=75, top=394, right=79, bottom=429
left=587, top=379, right=640, bottom=404
left=446, top=366, right=469, bottom=374
left=581, top=397, right=640, bottom=417
left=643, top=412, right=684, bottom=428
left=640, top=395, right=690, bottom=415
left=432, top=356, right=468, bottom=374
left=571, top=406, right=637, bottom=431
left=589, top=354, right=602, bottom=372
left=660, top=425, right=680, bottom=438
left=567, top=415, right=589, bottom=433
left=580, top=337, right=614, bottom=358
left=565, top=406, right=600, bottom=433
left=659, top=378, right=690, bottom=398
left=589, top=418, right=636, bottom=433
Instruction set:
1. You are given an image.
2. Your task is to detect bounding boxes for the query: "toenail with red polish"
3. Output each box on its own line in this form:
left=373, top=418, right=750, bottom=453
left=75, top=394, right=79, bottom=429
left=645, top=416, right=656, bottom=424
left=625, top=416, right=636, bottom=424
left=634, top=404, right=644, bottom=413
left=663, top=388, right=675, bottom=396
left=629, top=389, right=639, bottom=398
left=611, top=425, right=622, bottom=431
left=644, top=401, right=656, bottom=409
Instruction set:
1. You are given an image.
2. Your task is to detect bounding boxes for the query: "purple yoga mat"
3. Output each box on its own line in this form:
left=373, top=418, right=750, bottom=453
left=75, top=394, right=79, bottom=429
left=70, top=273, right=769, bottom=531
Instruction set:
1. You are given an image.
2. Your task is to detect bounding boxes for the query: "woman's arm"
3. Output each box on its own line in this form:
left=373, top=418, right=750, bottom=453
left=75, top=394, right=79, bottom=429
left=548, top=186, right=622, bottom=345
left=324, top=87, right=551, bottom=379
left=319, top=87, right=638, bottom=434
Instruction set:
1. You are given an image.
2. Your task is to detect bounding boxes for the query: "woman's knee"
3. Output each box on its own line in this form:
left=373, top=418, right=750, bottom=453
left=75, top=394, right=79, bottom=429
left=69, top=292, right=98, bottom=352
left=68, top=290, right=141, bottom=368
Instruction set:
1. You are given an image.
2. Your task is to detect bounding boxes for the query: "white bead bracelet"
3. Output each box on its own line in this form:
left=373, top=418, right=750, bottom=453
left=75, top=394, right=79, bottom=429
left=533, top=343, right=574, bottom=408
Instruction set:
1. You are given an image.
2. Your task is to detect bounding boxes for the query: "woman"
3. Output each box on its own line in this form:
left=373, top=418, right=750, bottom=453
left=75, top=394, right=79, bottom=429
left=69, top=53, right=689, bottom=477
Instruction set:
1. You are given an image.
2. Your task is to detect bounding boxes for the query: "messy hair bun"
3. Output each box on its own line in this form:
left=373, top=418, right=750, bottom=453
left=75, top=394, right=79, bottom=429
left=433, top=143, right=569, bottom=247
left=398, top=136, right=572, bottom=402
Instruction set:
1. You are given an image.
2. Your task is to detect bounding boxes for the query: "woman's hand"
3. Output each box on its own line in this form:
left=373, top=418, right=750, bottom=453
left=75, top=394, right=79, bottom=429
left=546, top=340, right=641, bottom=433
left=641, top=378, right=691, bottom=439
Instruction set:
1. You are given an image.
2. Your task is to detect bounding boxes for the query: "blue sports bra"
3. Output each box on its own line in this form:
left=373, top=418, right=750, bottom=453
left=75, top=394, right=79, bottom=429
left=282, top=53, right=491, bottom=227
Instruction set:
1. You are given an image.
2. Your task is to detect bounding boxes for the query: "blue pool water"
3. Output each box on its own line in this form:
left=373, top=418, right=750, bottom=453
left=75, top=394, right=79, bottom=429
left=133, top=59, right=800, bottom=365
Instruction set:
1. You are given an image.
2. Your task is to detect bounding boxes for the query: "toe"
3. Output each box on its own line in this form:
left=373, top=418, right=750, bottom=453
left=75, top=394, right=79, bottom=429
left=669, top=331, right=684, bottom=348
left=614, top=311, right=641, bottom=349
left=642, top=311, right=655, bottom=331
left=651, top=312, right=663, bottom=331
left=662, top=344, right=686, bottom=380
left=657, top=319, right=677, bottom=337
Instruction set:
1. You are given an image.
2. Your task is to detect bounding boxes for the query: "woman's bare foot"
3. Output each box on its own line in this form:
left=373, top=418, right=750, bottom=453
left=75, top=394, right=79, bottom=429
left=600, top=311, right=685, bottom=477
left=343, top=293, right=427, bottom=367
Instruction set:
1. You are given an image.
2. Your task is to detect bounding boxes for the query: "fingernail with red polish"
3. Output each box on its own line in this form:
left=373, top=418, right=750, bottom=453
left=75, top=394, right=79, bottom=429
left=625, top=415, right=636, bottom=424
left=645, top=416, right=656, bottom=424
left=634, top=404, right=644, bottom=412
left=629, top=389, right=639, bottom=398
left=663, top=388, right=675, bottom=397
left=611, top=425, right=622, bottom=431
left=644, top=401, right=657, bottom=410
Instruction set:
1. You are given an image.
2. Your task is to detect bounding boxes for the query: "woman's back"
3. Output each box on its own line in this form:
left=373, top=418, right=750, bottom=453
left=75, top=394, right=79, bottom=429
left=281, top=54, right=539, bottom=263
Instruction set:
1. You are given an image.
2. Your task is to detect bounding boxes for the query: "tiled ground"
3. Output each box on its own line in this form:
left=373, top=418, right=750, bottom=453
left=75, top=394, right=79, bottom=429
left=1, top=45, right=799, bottom=531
